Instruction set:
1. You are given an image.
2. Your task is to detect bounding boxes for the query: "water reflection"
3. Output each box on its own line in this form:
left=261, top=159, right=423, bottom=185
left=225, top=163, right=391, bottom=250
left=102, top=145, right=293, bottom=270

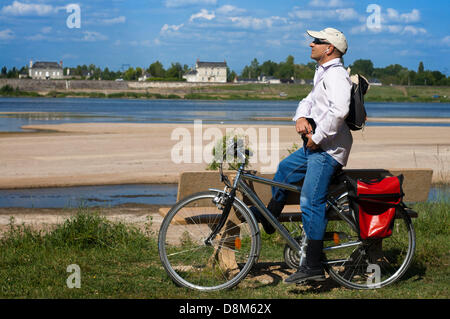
left=0, top=183, right=447, bottom=208
left=0, top=184, right=178, bottom=208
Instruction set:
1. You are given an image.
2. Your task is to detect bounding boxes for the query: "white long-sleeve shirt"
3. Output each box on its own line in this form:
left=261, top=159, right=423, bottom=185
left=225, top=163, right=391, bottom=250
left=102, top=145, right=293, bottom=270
left=292, top=58, right=353, bottom=166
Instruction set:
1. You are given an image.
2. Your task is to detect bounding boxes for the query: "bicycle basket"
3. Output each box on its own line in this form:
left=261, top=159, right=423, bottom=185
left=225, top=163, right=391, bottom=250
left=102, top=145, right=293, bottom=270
left=346, top=175, right=405, bottom=239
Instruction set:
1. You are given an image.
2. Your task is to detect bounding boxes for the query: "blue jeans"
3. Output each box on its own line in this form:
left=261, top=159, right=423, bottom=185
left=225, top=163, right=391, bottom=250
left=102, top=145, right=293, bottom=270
left=272, top=147, right=341, bottom=240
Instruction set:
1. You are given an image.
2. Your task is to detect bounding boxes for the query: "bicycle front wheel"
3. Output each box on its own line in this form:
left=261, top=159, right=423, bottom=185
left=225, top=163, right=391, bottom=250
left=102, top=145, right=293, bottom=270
left=324, top=198, right=416, bottom=289
left=158, top=191, right=261, bottom=291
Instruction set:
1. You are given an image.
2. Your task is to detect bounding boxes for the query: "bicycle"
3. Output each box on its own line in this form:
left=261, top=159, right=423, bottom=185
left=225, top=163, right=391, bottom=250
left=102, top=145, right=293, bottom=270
left=158, top=142, right=416, bottom=291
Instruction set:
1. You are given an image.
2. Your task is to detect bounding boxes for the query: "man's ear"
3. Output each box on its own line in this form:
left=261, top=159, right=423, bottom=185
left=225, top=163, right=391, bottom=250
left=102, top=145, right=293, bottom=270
left=327, top=45, right=335, bottom=55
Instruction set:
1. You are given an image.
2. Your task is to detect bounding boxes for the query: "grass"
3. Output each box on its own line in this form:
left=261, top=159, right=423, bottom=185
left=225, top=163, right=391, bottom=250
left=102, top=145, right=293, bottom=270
left=0, top=201, right=448, bottom=299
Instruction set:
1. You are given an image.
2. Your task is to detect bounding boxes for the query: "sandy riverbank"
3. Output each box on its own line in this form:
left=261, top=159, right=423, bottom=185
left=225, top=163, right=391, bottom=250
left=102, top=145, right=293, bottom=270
left=0, top=122, right=449, bottom=189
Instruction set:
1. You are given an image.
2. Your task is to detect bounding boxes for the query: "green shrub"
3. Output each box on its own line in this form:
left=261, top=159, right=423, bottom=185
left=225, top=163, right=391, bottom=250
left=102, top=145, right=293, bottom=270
left=0, top=209, right=152, bottom=250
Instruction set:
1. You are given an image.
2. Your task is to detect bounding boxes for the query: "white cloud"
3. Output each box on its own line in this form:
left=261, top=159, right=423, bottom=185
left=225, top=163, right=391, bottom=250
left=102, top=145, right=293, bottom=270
left=41, top=26, right=52, bottom=34
left=80, top=31, right=108, bottom=42
left=101, top=16, right=126, bottom=25
left=396, top=49, right=423, bottom=57
left=335, top=8, right=359, bottom=21
left=189, top=9, right=215, bottom=22
left=266, top=39, right=281, bottom=47
left=130, top=39, right=153, bottom=47
left=160, top=23, right=184, bottom=34
left=401, top=10, right=420, bottom=23
left=309, top=0, right=345, bottom=7
left=0, top=29, right=15, bottom=40
left=385, top=8, right=421, bottom=23
left=1, top=1, right=57, bottom=16
left=216, top=5, right=246, bottom=16
left=228, top=16, right=287, bottom=30
left=402, top=26, right=426, bottom=35
left=25, top=33, right=47, bottom=41
left=386, top=25, right=403, bottom=34
left=164, top=0, right=216, bottom=8
left=289, top=8, right=360, bottom=21
left=351, top=23, right=427, bottom=36
left=442, top=36, right=450, bottom=47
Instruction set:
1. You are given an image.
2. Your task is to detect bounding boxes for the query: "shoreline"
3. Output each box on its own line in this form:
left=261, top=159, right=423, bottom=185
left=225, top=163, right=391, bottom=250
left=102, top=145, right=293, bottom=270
left=1, top=92, right=449, bottom=103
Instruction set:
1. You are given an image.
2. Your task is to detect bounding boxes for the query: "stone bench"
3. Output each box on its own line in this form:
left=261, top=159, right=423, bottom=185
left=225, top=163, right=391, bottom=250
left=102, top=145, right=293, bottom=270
left=159, top=168, right=432, bottom=223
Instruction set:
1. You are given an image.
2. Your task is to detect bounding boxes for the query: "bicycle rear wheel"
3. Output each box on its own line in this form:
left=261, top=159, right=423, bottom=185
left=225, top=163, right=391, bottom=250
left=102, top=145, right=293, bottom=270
left=158, top=190, right=260, bottom=291
left=323, top=195, right=416, bottom=289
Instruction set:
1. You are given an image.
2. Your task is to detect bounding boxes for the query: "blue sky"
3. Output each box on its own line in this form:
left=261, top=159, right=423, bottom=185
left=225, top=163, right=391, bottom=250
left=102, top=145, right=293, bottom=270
left=0, top=0, right=449, bottom=74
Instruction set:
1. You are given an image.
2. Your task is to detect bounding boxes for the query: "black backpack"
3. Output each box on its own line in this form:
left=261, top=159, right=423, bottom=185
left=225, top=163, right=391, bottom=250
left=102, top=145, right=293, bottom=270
left=322, top=67, right=370, bottom=131
left=346, top=74, right=370, bottom=131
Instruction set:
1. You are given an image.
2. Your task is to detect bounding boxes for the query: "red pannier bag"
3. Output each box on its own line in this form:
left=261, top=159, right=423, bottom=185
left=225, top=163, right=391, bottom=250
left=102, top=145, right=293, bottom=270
left=348, top=175, right=405, bottom=239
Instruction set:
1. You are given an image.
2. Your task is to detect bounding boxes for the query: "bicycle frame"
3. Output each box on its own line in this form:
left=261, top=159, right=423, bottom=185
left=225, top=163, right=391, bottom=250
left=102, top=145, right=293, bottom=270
left=213, top=162, right=362, bottom=265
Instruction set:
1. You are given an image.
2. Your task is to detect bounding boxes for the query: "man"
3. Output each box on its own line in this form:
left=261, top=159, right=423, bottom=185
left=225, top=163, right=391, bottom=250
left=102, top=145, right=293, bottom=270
left=254, top=27, right=353, bottom=284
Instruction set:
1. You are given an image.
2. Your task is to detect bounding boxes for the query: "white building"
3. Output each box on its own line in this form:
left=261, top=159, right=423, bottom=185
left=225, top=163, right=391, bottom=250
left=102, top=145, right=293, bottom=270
left=183, top=60, right=227, bottom=83
left=29, top=60, right=64, bottom=80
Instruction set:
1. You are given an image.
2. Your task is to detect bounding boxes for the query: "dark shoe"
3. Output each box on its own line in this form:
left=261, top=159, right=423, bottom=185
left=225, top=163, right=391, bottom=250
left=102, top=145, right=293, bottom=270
left=284, top=239, right=325, bottom=284
left=284, top=265, right=325, bottom=284
left=249, top=199, right=284, bottom=235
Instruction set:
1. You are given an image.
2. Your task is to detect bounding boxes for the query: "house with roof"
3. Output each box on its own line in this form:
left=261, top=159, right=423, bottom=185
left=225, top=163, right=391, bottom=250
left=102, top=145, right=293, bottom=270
left=29, top=60, right=64, bottom=80
left=369, top=78, right=382, bottom=86
left=183, top=60, right=227, bottom=83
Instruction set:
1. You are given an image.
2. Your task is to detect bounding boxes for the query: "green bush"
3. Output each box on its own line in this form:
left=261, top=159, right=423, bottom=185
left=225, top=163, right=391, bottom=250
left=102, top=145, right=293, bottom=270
left=0, top=209, right=152, bottom=250
left=0, top=84, right=14, bottom=93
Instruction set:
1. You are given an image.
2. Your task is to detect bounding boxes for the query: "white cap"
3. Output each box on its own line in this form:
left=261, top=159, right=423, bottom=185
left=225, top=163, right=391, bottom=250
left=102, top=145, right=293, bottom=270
left=307, top=27, right=348, bottom=54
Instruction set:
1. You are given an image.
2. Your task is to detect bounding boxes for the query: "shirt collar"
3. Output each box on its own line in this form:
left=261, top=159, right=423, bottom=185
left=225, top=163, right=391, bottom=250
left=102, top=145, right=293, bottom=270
left=317, top=58, right=342, bottom=70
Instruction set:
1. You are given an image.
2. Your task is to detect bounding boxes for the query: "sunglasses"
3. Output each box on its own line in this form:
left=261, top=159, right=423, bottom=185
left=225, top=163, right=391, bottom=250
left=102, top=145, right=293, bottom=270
left=312, top=38, right=330, bottom=45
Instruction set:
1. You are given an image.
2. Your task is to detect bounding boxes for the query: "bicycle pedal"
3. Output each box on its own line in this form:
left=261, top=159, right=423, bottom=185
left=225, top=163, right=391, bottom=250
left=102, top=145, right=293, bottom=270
left=294, top=276, right=326, bottom=285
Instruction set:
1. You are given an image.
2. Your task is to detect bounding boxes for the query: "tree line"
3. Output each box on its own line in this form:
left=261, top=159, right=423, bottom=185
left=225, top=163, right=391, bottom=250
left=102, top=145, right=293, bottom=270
left=1, top=57, right=448, bottom=85
left=0, top=62, right=192, bottom=82
left=239, top=56, right=450, bottom=86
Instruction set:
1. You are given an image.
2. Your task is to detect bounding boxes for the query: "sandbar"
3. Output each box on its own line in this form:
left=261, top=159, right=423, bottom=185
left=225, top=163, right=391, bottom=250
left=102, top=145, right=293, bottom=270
left=0, top=122, right=448, bottom=189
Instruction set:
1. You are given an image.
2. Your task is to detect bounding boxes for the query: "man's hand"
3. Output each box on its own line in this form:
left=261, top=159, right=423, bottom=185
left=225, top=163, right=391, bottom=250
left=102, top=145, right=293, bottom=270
left=295, top=117, right=313, bottom=135
left=305, top=133, right=319, bottom=150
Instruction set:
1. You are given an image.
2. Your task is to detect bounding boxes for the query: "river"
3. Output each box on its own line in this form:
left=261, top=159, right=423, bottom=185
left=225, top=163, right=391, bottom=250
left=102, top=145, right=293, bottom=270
left=0, top=97, right=449, bottom=132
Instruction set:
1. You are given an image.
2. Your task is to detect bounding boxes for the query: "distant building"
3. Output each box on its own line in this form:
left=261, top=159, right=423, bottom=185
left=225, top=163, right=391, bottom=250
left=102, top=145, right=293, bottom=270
left=183, top=60, right=227, bottom=83
left=138, top=72, right=152, bottom=82
left=233, top=77, right=259, bottom=84
left=29, top=60, right=63, bottom=79
left=233, top=74, right=282, bottom=84
left=369, top=78, right=382, bottom=86
left=259, top=75, right=281, bottom=84
left=18, top=70, right=29, bottom=79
